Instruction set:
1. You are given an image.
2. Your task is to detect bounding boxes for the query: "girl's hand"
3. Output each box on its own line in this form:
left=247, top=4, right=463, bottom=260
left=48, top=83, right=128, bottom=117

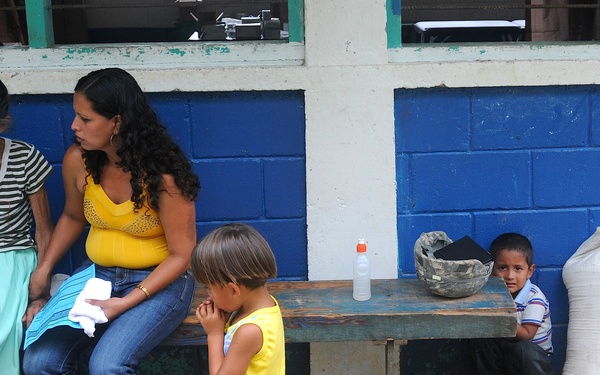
left=196, top=301, right=227, bottom=336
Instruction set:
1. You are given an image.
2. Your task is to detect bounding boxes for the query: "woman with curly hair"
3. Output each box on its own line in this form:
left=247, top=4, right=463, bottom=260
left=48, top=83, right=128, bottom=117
left=23, top=68, right=200, bottom=374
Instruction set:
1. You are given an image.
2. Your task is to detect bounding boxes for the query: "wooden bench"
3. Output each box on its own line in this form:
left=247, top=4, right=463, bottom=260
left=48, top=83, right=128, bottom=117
left=162, top=276, right=517, bottom=374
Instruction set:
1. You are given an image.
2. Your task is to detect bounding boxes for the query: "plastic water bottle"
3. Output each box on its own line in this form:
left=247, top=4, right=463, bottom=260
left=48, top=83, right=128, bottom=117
left=353, top=238, right=371, bottom=301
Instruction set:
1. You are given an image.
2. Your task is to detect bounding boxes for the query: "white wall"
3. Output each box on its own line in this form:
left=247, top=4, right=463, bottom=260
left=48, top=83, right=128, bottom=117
left=303, top=2, right=396, bottom=370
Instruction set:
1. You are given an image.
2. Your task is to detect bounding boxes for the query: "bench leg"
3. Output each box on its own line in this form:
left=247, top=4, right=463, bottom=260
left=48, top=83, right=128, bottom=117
left=385, top=340, right=406, bottom=375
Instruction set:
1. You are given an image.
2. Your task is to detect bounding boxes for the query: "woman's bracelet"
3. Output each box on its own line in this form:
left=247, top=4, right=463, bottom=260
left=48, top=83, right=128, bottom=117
left=136, top=284, right=151, bottom=300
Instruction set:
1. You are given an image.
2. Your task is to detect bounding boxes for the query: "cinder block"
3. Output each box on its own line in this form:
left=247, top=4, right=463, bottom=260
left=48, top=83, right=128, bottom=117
left=590, top=92, right=600, bottom=146
left=549, top=324, right=567, bottom=373
left=411, top=152, right=530, bottom=212
left=396, top=154, right=410, bottom=214
left=395, top=88, right=470, bottom=153
left=193, top=159, right=263, bottom=221
left=472, top=87, right=588, bottom=150
left=252, top=219, right=307, bottom=279
left=588, top=209, right=600, bottom=231
left=533, top=150, right=600, bottom=207
left=10, top=99, right=66, bottom=162
left=190, top=91, right=305, bottom=158
left=537, top=268, right=569, bottom=325
left=150, top=95, right=193, bottom=159
left=264, top=158, right=306, bottom=219
left=45, top=166, right=65, bottom=222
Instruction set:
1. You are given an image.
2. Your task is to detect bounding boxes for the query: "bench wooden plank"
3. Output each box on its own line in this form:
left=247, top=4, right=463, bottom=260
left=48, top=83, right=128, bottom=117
left=162, top=276, right=516, bottom=346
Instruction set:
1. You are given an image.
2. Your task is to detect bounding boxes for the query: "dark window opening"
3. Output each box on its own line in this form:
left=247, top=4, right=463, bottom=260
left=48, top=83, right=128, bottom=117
left=0, top=0, right=289, bottom=46
left=399, top=1, right=600, bottom=44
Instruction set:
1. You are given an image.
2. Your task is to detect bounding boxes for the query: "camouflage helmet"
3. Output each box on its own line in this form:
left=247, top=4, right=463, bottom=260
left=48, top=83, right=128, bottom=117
left=414, top=231, right=493, bottom=298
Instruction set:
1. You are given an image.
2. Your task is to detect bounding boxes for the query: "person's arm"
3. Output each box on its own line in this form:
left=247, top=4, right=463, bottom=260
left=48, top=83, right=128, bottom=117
left=22, top=185, right=54, bottom=324
left=29, top=185, right=53, bottom=261
left=196, top=301, right=261, bottom=375
left=515, top=322, right=540, bottom=341
left=24, top=146, right=88, bottom=325
left=196, top=301, right=228, bottom=375
left=88, top=174, right=196, bottom=320
left=215, top=322, right=263, bottom=375
left=515, top=291, right=548, bottom=341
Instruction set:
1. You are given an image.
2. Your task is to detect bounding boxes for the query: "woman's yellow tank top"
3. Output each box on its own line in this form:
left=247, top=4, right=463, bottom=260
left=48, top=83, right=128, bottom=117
left=83, top=175, right=168, bottom=268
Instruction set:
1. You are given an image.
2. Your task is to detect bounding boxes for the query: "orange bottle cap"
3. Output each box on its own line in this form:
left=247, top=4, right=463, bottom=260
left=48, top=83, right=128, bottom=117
left=357, top=239, right=366, bottom=252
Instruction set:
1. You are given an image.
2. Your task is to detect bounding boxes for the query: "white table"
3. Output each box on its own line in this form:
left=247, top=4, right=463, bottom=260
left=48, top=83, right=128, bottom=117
left=414, top=20, right=524, bottom=43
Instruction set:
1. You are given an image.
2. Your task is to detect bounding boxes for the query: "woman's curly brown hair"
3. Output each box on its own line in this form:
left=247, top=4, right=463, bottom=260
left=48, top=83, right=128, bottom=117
left=74, top=68, right=200, bottom=211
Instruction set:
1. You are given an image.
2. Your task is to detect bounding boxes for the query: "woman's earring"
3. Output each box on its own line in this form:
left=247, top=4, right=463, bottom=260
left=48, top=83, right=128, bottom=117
left=110, top=134, right=117, bottom=147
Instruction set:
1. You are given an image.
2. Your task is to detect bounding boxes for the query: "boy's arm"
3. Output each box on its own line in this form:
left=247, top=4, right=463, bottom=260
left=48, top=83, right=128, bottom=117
left=515, top=322, right=540, bottom=341
left=516, top=290, right=549, bottom=341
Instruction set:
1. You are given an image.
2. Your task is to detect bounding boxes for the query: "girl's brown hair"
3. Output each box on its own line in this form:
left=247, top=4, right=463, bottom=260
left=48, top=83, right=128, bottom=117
left=191, top=223, right=277, bottom=289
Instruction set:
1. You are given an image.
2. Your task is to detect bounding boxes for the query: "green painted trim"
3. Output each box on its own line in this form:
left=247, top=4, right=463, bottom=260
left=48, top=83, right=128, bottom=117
left=387, top=0, right=401, bottom=48
left=1, top=43, right=305, bottom=72
left=25, top=0, right=54, bottom=48
left=288, top=0, right=304, bottom=43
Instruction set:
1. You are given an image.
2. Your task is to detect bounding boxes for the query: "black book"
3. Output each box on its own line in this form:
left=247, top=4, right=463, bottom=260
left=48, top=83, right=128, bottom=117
left=433, top=235, right=493, bottom=264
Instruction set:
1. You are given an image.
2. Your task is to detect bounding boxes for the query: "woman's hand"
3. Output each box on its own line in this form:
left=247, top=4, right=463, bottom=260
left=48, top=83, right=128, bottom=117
left=85, top=297, right=131, bottom=321
left=196, top=301, right=227, bottom=336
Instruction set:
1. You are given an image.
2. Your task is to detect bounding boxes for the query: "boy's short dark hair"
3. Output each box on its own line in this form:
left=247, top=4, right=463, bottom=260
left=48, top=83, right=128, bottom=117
left=489, top=233, right=534, bottom=266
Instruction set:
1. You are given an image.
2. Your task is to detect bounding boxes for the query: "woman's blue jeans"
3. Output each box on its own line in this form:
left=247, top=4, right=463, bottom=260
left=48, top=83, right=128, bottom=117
left=23, top=263, right=195, bottom=375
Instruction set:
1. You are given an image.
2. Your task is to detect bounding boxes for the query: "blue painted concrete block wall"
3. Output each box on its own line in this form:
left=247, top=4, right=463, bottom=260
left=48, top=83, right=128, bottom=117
left=12, top=84, right=592, bottom=372
left=395, top=86, right=600, bottom=373
left=9, top=90, right=307, bottom=281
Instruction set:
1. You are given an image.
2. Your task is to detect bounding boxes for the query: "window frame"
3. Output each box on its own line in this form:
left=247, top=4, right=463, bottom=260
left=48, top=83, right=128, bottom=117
left=0, top=0, right=304, bottom=72
left=386, top=0, right=600, bottom=63
left=25, top=0, right=304, bottom=47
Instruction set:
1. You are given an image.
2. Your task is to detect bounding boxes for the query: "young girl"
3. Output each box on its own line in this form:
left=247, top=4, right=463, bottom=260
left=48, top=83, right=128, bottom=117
left=191, top=223, right=285, bottom=375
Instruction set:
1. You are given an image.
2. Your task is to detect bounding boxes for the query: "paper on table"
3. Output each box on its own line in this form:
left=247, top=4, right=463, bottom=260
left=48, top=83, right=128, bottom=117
left=24, top=264, right=95, bottom=349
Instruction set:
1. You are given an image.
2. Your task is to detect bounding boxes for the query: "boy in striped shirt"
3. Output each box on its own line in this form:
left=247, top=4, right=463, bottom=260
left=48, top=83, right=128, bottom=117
left=470, top=233, right=553, bottom=375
